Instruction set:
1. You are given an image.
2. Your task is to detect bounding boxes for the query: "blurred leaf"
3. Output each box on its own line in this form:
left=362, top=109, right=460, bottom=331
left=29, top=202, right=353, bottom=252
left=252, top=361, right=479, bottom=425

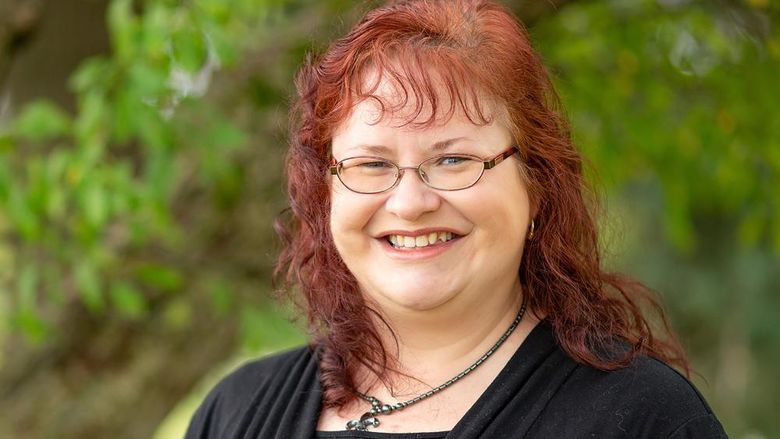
left=110, top=281, right=147, bottom=318
left=12, top=101, right=72, bottom=142
left=44, top=151, right=69, bottom=221
left=207, top=276, right=233, bottom=316
left=69, top=57, right=113, bottom=93
left=81, top=184, right=110, bottom=229
left=162, top=298, right=191, bottom=329
left=142, top=3, right=171, bottom=61
left=129, top=62, right=170, bottom=97
left=7, top=187, right=39, bottom=241
left=74, top=92, right=110, bottom=159
left=239, top=304, right=306, bottom=353
left=108, top=0, right=138, bottom=62
left=171, top=26, right=209, bottom=72
left=12, top=309, right=49, bottom=343
left=17, top=265, right=38, bottom=310
left=137, top=263, right=183, bottom=293
left=112, top=88, right=141, bottom=142
left=74, top=260, right=103, bottom=312
left=137, top=110, right=172, bottom=150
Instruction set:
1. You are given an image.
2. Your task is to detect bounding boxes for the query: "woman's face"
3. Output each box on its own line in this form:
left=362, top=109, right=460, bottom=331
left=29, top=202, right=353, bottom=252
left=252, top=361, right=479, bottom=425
left=329, top=92, right=532, bottom=316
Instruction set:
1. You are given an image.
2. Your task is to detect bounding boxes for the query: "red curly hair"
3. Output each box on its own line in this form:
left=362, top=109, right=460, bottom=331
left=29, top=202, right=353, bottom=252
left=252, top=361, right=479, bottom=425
left=275, top=0, right=689, bottom=407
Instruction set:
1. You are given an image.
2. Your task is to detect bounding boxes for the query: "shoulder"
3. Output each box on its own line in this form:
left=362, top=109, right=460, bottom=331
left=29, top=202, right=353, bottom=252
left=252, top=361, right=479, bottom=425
left=538, top=352, right=727, bottom=438
left=184, top=345, right=318, bottom=439
left=212, top=345, right=315, bottom=399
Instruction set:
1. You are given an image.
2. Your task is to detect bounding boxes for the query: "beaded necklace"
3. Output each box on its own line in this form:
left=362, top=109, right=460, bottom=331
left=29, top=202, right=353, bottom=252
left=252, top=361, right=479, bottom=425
left=346, top=299, right=528, bottom=431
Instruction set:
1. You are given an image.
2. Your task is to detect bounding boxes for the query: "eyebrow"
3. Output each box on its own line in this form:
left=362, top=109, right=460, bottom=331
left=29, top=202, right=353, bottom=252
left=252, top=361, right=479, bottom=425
left=347, top=137, right=470, bottom=155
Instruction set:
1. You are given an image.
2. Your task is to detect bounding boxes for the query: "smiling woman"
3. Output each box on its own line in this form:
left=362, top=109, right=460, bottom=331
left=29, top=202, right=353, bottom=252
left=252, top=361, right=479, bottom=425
left=185, top=1, right=728, bottom=438
left=328, top=100, right=529, bottom=316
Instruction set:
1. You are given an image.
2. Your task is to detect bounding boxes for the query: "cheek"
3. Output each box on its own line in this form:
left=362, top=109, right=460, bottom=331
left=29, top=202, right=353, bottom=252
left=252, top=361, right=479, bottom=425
left=469, top=174, right=530, bottom=242
left=329, top=189, right=380, bottom=244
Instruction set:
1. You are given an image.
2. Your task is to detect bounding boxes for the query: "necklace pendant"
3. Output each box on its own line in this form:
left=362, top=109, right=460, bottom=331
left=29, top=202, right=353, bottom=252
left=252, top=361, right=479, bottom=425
left=345, top=411, right=380, bottom=431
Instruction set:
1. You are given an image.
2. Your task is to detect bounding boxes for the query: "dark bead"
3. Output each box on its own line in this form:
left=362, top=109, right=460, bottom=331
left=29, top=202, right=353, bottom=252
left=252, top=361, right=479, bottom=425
left=359, top=412, right=380, bottom=428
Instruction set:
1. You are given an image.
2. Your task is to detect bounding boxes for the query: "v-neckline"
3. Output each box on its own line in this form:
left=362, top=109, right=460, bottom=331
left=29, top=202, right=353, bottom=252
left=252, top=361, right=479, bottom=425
left=314, top=321, right=556, bottom=438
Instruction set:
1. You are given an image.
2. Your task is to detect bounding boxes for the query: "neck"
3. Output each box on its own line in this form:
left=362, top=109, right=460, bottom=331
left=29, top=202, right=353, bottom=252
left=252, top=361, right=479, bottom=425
left=367, top=278, right=527, bottom=390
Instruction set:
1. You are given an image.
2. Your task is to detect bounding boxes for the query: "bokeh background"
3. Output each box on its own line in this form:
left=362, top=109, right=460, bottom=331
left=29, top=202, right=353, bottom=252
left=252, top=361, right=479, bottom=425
left=0, top=0, right=777, bottom=437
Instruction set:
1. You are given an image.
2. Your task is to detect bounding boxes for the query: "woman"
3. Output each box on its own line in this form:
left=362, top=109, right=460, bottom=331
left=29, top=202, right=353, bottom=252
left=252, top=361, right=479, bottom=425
left=186, top=0, right=727, bottom=437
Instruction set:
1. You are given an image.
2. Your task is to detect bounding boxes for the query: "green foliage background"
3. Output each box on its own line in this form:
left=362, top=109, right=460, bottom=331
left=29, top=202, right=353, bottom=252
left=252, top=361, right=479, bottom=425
left=0, top=0, right=777, bottom=437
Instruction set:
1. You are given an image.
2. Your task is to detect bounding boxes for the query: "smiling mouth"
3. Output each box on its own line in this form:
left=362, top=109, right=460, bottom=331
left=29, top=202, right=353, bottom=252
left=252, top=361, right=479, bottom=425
left=386, top=231, right=458, bottom=249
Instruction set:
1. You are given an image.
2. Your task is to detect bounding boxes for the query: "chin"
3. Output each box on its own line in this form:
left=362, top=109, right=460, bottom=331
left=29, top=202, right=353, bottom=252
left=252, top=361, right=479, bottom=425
left=371, top=286, right=455, bottom=313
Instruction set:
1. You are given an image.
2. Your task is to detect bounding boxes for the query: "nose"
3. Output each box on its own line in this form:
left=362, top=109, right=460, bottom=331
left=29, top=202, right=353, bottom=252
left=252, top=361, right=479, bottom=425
left=384, top=168, right=442, bottom=221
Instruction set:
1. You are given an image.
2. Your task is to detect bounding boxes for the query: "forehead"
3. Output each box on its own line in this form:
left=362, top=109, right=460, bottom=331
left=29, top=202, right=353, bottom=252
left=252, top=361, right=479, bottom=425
left=332, top=69, right=508, bottom=152
left=333, top=101, right=485, bottom=149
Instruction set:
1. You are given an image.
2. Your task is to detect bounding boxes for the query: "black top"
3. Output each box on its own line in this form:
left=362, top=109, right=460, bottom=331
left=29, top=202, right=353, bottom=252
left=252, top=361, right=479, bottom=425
left=185, top=322, right=727, bottom=438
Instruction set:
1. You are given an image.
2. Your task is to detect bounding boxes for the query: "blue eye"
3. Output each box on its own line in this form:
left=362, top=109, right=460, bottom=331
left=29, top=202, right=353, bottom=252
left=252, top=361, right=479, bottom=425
left=342, top=158, right=395, bottom=175
left=436, top=156, right=469, bottom=166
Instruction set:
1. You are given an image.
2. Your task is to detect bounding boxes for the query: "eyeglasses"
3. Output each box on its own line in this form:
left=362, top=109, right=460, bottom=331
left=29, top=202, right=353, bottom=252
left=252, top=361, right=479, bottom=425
left=329, top=146, right=519, bottom=194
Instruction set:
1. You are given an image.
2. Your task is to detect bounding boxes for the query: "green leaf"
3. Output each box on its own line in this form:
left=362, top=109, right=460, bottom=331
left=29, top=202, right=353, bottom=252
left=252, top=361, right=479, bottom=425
left=171, top=27, right=209, bottom=73
left=17, top=265, right=39, bottom=310
left=206, top=117, right=245, bottom=151
left=44, top=151, right=69, bottom=220
left=74, top=92, right=110, bottom=159
left=13, top=309, right=49, bottom=343
left=110, top=281, right=147, bottom=318
left=7, top=187, right=40, bottom=241
left=207, top=276, right=233, bottom=315
left=69, top=57, right=112, bottom=93
left=74, top=260, right=103, bottom=312
left=112, top=88, right=140, bottom=142
left=81, top=184, right=109, bottom=229
left=142, top=3, right=171, bottom=61
left=136, top=263, right=183, bottom=292
left=12, top=100, right=72, bottom=141
left=162, top=298, right=191, bottom=329
left=239, top=304, right=305, bottom=353
left=108, top=0, right=138, bottom=62
left=128, top=62, right=169, bottom=97
left=137, top=111, right=172, bottom=150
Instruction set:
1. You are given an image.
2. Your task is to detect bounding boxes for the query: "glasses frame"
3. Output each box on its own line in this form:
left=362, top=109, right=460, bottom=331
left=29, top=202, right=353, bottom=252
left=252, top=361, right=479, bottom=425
left=329, top=145, right=520, bottom=194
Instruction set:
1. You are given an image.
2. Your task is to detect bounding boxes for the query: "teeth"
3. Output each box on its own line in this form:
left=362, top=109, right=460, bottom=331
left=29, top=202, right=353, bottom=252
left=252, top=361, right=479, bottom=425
left=387, top=232, right=456, bottom=249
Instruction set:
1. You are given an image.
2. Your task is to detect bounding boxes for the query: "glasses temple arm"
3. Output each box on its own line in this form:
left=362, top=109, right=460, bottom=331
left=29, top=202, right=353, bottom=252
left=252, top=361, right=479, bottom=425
left=483, top=146, right=520, bottom=169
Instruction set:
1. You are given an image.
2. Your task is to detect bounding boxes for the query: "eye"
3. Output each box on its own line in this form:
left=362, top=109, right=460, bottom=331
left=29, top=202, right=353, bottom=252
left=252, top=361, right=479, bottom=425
left=358, top=161, right=393, bottom=169
left=339, top=157, right=396, bottom=175
left=340, top=157, right=393, bottom=169
left=434, top=156, right=470, bottom=166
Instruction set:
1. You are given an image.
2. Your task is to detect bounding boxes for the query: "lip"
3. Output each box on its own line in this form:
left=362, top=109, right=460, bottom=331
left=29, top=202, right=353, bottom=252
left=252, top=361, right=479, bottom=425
left=376, top=229, right=463, bottom=260
left=375, top=227, right=463, bottom=238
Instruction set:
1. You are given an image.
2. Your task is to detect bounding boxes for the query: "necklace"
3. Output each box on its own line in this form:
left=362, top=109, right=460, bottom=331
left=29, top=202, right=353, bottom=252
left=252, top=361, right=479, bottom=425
left=345, top=298, right=528, bottom=431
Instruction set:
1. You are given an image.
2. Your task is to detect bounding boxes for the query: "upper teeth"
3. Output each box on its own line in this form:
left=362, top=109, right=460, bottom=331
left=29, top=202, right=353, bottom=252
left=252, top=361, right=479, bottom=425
left=388, top=232, right=454, bottom=248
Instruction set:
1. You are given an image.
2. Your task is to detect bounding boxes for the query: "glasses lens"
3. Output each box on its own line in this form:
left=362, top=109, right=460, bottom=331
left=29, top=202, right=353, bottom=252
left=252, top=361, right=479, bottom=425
left=337, top=157, right=398, bottom=193
left=420, top=155, right=484, bottom=190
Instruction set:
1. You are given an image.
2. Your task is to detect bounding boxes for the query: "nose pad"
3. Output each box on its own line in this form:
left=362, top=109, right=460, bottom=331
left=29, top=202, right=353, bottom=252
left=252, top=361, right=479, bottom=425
left=419, top=168, right=429, bottom=184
